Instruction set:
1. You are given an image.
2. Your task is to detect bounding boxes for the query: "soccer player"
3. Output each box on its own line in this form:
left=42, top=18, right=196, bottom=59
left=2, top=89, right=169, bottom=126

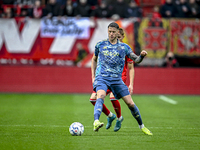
left=89, top=27, right=134, bottom=132
left=91, top=22, right=153, bottom=135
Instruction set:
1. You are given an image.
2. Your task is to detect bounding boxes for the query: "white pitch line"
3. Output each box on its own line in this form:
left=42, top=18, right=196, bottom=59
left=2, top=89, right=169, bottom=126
left=159, top=95, right=177, bottom=105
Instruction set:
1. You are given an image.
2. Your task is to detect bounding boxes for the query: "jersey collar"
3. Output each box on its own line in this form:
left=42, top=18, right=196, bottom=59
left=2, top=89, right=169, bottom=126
left=107, top=38, right=120, bottom=45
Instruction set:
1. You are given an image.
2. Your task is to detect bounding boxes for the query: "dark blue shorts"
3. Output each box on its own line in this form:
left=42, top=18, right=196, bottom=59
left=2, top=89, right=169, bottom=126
left=93, top=76, right=130, bottom=99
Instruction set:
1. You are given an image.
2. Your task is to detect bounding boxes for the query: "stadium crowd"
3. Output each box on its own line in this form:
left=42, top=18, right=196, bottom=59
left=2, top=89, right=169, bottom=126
left=0, top=0, right=200, bottom=19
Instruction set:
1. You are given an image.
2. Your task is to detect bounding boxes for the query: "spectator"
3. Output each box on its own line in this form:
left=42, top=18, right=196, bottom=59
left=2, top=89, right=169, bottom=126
left=110, top=0, right=127, bottom=19
left=20, top=8, right=28, bottom=17
left=62, top=0, right=75, bottom=16
left=160, top=0, right=176, bottom=18
left=44, top=0, right=62, bottom=18
left=28, top=0, right=44, bottom=18
left=124, top=0, right=142, bottom=18
left=91, top=0, right=111, bottom=18
left=175, top=0, right=191, bottom=18
left=14, top=0, right=33, bottom=17
left=162, top=52, right=179, bottom=68
left=188, top=0, right=199, bottom=18
left=74, top=0, right=91, bottom=17
left=1, top=7, right=15, bottom=18
left=152, top=5, right=162, bottom=19
left=74, top=43, right=88, bottom=65
left=2, top=0, right=15, bottom=17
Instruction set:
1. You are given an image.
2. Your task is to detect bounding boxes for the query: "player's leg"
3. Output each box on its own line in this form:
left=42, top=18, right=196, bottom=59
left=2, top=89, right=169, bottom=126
left=93, top=89, right=106, bottom=131
left=109, top=92, right=123, bottom=131
left=111, top=79, right=152, bottom=135
left=100, top=91, right=116, bottom=130
left=110, top=92, right=122, bottom=118
left=122, top=95, right=153, bottom=135
left=90, top=92, right=112, bottom=116
left=122, top=95, right=142, bottom=125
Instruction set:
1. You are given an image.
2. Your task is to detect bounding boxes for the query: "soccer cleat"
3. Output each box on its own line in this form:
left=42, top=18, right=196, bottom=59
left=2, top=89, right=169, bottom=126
left=93, top=120, right=104, bottom=132
left=106, top=114, right=116, bottom=129
left=114, top=116, right=124, bottom=132
left=141, top=127, right=153, bottom=135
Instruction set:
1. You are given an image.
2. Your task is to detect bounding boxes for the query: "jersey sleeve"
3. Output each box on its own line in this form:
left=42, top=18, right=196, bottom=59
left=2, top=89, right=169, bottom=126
left=124, top=44, right=133, bottom=58
left=94, top=41, right=101, bottom=56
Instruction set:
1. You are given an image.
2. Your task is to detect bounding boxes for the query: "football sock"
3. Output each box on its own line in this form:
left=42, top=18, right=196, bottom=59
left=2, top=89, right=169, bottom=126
left=129, top=104, right=143, bottom=125
left=94, top=98, right=104, bottom=120
left=110, top=98, right=121, bottom=118
left=117, top=116, right=123, bottom=121
left=108, top=112, right=113, bottom=117
left=102, top=104, right=111, bottom=116
left=139, top=124, right=144, bottom=129
left=90, top=98, right=110, bottom=116
left=90, top=99, right=96, bottom=106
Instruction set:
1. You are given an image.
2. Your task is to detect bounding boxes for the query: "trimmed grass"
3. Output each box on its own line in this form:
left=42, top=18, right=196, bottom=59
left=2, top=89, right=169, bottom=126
left=0, top=94, right=199, bottom=150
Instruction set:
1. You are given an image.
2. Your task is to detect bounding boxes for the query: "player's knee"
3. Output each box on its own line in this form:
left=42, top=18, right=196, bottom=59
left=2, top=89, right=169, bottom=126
left=127, top=102, right=135, bottom=108
left=90, top=93, right=97, bottom=99
left=98, top=94, right=106, bottom=100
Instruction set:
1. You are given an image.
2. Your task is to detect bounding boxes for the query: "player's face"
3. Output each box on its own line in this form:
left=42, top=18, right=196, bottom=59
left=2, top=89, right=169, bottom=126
left=118, top=33, right=124, bottom=42
left=108, top=27, right=118, bottom=41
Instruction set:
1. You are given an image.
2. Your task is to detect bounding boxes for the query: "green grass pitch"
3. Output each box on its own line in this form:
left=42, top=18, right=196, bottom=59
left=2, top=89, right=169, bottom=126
left=0, top=94, right=200, bottom=150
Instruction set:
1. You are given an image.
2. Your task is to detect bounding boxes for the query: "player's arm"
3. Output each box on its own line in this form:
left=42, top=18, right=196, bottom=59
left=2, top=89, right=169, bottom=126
left=128, top=63, right=134, bottom=95
left=91, top=54, right=98, bottom=83
left=129, top=50, right=148, bottom=63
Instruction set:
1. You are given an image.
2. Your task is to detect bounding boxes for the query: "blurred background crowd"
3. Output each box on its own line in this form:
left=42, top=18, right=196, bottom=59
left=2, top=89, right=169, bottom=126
left=1, top=0, right=200, bottom=19
left=0, top=0, right=200, bottom=68
left=0, top=0, right=199, bottom=94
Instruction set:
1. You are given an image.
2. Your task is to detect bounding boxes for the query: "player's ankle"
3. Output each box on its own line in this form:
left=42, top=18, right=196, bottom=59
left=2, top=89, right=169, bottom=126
left=139, top=124, right=144, bottom=129
left=117, top=116, right=123, bottom=121
left=108, top=112, right=113, bottom=117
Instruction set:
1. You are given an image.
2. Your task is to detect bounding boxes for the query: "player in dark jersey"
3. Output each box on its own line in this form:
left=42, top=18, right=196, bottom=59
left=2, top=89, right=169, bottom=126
left=91, top=22, right=152, bottom=135
left=89, top=28, right=134, bottom=132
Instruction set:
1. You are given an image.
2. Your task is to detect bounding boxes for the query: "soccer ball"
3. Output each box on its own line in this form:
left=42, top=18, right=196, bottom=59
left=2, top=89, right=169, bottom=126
left=69, top=122, right=84, bottom=136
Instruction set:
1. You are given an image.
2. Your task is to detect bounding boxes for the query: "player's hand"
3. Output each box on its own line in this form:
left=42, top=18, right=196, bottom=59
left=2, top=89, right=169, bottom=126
left=140, top=50, right=148, bottom=57
left=128, top=85, right=133, bottom=95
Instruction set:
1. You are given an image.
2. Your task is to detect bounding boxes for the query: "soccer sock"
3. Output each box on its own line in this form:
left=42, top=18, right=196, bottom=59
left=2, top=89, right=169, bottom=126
left=90, top=99, right=110, bottom=116
left=94, top=98, right=104, bottom=120
left=108, top=112, right=113, bottom=117
left=90, top=99, right=96, bottom=106
left=110, top=98, right=121, bottom=118
left=129, top=104, right=143, bottom=125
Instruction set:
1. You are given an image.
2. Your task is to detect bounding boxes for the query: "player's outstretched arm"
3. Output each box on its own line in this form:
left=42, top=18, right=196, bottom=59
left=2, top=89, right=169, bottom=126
left=129, top=50, right=148, bottom=63
left=91, top=54, right=98, bottom=83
